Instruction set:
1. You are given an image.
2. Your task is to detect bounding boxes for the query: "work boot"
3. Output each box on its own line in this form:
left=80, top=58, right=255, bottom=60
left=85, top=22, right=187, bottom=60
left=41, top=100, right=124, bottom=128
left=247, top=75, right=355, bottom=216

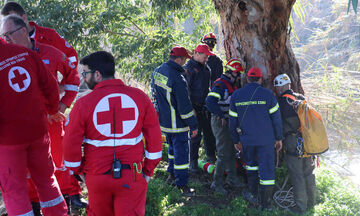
left=166, top=173, right=175, bottom=185
left=177, top=185, right=195, bottom=197
left=260, top=186, right=274, bottom=211
left=210, top=181, right=227, bottom=195
left=70, top=194, right=88, bottom=208
left=189, top=160, right=200, bottom=174
left=31, top=202, right=42, bottom=216
left=247, top=172, right=259, bottom=197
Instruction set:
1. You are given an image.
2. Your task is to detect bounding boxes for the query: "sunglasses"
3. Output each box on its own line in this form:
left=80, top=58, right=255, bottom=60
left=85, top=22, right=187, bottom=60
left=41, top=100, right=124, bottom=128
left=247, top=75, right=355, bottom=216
left=81, top=70, right=95, bottom=78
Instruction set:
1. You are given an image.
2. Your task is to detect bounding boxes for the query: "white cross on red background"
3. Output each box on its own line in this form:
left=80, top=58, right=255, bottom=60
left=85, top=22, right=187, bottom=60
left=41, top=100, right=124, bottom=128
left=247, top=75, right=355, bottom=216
left=8, top=66, right=31, bottom=92
left=93, top=93, right=139, bottom=137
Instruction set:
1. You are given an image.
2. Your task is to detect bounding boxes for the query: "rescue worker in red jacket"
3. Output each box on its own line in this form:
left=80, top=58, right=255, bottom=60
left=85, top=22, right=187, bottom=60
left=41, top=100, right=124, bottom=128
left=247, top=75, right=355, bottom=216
left=63, top=51, right=163, bottom=216
left=0, top=40, right=68, bottom=215
left=1, top=1, right=79, bottom=67
left=1, top=14, right=84, bottom=213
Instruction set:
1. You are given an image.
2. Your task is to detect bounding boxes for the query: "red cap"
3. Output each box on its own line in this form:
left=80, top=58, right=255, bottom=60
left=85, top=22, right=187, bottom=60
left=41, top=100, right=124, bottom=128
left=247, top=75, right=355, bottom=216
left=194, top=44, right=215, bottom=56
left=247, top=67, right=263, bottom=77
left=170, top=46, right=191, bottom=59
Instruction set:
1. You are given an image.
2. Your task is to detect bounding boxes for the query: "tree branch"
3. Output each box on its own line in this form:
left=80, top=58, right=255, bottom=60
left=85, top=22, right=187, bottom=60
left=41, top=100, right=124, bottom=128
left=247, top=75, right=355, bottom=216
left=103, top=27, right=139, bottom=38
left=128, top=19, right=146, bottom=35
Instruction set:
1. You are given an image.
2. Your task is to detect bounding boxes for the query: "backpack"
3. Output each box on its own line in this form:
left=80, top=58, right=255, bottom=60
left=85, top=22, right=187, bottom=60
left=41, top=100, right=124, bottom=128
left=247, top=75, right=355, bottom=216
left=283, top=94, right=329, bottom=155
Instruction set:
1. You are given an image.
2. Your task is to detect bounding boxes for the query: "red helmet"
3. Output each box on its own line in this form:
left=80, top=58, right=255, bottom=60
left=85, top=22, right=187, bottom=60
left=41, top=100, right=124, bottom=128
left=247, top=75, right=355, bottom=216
left=225, top=59, right=245, bottom=73
left=201, top=32, right=217, bottom=42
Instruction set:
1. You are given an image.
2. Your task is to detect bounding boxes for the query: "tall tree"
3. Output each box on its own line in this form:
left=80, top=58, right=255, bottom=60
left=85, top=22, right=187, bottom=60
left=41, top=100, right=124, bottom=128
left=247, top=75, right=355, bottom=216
left=213, top=0, right=303, bottom=93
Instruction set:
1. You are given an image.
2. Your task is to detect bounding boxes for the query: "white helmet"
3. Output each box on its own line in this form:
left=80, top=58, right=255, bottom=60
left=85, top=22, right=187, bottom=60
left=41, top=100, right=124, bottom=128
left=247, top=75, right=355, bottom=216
left=274, top=74, right=291, bottom=87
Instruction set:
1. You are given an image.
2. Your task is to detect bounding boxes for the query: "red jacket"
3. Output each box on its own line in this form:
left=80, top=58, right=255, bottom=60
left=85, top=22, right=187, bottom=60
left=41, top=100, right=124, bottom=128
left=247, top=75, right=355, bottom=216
left=33, top=41, right=80, bottom=107
left=0, top=43, right=59, bottom=145
left=63, top=79, right=162, bottom=176
left=29, top=22, right=78, bottom=67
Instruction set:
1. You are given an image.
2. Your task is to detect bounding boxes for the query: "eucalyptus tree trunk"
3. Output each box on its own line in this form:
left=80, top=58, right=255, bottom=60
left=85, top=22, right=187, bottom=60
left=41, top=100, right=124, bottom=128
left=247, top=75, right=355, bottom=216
left=214, top=0, right=303, bottom=93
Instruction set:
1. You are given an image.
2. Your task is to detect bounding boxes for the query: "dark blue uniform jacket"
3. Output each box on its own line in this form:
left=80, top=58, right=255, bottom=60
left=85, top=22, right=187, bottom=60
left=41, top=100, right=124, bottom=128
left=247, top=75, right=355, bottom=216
left=151, top=60, right=198, bottom=133
left=229, top=83, right=283, bottom=146
left=206, top=75, right=234, bottom=119
left=184, top=58, right=211, bottom=105
left=207, top=55, right=223, bottom=85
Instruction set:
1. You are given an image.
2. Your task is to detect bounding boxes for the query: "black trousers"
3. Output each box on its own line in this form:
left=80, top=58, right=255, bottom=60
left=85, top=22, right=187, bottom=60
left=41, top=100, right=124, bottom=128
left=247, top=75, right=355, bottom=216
left=190, top=104, right=216, bottom=162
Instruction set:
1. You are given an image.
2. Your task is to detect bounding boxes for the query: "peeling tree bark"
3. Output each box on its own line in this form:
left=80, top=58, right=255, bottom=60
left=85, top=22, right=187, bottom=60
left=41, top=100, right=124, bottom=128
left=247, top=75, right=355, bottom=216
left=213, top=0, right=303, bottom=93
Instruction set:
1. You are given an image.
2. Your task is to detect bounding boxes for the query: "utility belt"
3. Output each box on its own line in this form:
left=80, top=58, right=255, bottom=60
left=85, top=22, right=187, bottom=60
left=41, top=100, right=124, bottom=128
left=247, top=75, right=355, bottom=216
left=103, top=160, right=144, bottom=181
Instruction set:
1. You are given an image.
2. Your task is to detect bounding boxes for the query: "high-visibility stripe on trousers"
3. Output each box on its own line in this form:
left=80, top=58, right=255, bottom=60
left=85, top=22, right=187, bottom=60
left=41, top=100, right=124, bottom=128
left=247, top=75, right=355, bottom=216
left=166, top=132, right=190, bottom=187
left=243, top=144, right=275, bottom=186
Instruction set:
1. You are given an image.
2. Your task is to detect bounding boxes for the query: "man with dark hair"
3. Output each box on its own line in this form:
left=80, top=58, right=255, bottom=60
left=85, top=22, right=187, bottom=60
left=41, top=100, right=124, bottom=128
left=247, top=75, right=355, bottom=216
left=1, top=1, right=79, bottom=67
left=1, top=14, right=84, bottom=213
left=151, top=46, right=198, bottom=196
left=274, top=74, right=316, bottom=214
left=184, top=44, right=217, bottom=173
left=63, top=51, right=163, bottom=215
left=229, top=67, right=283, bottom=211
left=0, top=37, right=68, bottom=216
left=201, top=32, right=224, bottom=84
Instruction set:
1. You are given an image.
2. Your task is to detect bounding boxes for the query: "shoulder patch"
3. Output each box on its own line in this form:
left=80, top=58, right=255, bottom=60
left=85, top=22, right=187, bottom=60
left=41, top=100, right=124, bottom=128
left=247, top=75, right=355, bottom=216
left=68, top=61, right=76, bottom=69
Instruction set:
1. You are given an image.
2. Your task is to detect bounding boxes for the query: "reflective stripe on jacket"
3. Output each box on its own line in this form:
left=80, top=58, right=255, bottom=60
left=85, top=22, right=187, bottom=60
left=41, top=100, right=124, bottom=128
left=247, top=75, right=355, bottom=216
left=151, top=60, right=197, bottom=133
left=206, top=75, right=235, bottom=118
left=229, top=83, right=283, bottom=146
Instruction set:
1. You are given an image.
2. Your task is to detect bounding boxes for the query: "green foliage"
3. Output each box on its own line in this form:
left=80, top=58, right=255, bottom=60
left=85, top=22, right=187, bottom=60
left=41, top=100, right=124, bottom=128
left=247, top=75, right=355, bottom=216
left=315, top=168, right=360, bottom=215
left=145, top=178, right=183, bottom=216
left=144, top=165, right=360, bottom=216
left=17, top=0, right=219, bottom=83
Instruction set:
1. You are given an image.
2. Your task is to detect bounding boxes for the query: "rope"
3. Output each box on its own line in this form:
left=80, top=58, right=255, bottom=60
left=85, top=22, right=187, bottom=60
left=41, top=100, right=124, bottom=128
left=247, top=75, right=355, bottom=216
left=273, top=174, right=296, bottom=209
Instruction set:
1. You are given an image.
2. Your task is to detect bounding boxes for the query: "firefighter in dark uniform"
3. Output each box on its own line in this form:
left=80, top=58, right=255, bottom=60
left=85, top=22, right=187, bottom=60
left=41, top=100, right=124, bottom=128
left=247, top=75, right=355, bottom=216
left=151, top=46, right=198, bottom=196
left=274, top=74, right=316, bottom=214
left=184, top=44, right=217, bottom=173
left=201, top=32, right=223, bottom=84
left=229, top=67, right=283, bottom=211
left=206, top=59, right=246, bottom=195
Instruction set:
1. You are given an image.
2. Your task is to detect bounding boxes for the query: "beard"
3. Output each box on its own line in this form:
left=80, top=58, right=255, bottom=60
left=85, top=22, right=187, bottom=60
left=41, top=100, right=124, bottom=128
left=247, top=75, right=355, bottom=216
left=85, top=74, right=97, bottom=90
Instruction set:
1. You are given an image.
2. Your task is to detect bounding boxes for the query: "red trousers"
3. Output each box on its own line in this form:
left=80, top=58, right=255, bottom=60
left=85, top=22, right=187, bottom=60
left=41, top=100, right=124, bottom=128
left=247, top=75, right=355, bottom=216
left=28, top=121, right=81, bottom=202
left=0, top=134, right=68, bottom=216
left=86, top=168, right=148, bottom=216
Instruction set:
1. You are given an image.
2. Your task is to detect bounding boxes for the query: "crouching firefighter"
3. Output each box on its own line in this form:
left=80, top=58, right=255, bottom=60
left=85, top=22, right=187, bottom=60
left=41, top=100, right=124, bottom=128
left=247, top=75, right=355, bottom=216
left=63, top=51, right=163, bottom=216
left=205, top=59, right=246, bottom=195
left=274, top=74, right=316, bottom=214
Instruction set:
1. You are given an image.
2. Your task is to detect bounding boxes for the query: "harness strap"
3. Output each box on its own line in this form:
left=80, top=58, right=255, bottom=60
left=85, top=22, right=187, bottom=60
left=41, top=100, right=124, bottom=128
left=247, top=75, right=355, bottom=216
left=213, top=78, right=236, bottom=94
left=282, top=94, right=296, bottom=101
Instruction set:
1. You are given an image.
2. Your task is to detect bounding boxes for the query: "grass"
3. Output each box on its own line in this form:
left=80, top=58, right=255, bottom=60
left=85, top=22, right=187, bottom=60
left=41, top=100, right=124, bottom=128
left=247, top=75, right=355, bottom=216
left=144, top=159, right=360, bottom=216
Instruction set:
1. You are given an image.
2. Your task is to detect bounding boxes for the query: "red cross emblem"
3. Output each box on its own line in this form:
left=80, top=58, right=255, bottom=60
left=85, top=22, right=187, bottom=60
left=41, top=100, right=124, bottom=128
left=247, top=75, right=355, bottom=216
left=8, top=66, right=31, bottom=92
left=97, top=97, right=135, bottom=134
left=93, top=94, right=139, bottom=137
